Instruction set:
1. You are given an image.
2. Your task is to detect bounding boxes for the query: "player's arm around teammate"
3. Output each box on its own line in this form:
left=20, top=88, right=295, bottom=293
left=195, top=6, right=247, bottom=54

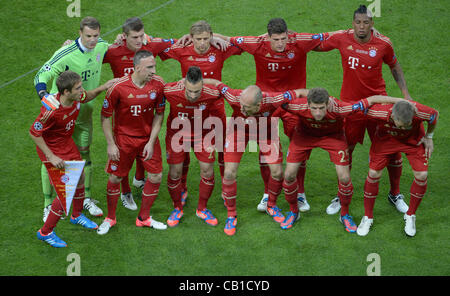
left=356, top=98, right=438, bottom=237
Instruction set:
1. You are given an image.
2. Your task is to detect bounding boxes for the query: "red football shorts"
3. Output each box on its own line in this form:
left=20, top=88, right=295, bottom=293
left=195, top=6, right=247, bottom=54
left=36, top=138, right=82, bottom=163
left=369, top=140, right=428, bottom=172
left=287, top=130, right=350, bottom=166
left=223, top=127, right=283, bottom=164
left=106, top=134, right=162, bottom=177
left=165, top=131, right=216, bottom=164
left=344, top=113, right=368, bottom=147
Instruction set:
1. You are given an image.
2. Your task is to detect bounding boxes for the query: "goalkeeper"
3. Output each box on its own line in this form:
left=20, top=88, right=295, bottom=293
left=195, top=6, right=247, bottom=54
left=34, top=17, right=112, bottom=219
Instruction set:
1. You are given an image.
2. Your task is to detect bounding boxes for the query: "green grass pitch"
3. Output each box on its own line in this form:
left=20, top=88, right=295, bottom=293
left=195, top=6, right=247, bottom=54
left=0, top=0, right=449, bottom=276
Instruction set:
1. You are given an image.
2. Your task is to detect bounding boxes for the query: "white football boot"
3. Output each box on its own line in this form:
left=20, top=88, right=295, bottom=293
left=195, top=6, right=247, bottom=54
left=83, top=198, right=104, bottom=217
left=357, top=216, right=374, bottom=236
left=257, top=194, right=269, bottom=212
left=404, top=214, right=416, bottom=237
left=388, top=193, right=409, bottom=213
left=121, top=192, right=137, bottom=210
left=297, top=193, right=310, bottom=212
left=326, top=197, right=341, bottom=215
left=132, top=176, right=146, bottom=189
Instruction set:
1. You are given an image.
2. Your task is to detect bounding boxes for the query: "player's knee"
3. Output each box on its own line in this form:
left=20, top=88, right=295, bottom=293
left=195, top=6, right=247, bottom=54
left=109, top=174, right=122, bottom=184
left=200, top=165, right=214, bottom=179
left=168, top=164, right=183, bottom=180
left=270, top=167, right=283, bottom=180
left=368, top=169, right=382, bottom=179
left=413, top=170, right=428, bottom=181
left=283, top=169, right=296, bottom=183
left=148, top=172, right=162, bottom=184
left=337, top=172, right=351, bottom=184
left=224, top=168, right=237, bottom=181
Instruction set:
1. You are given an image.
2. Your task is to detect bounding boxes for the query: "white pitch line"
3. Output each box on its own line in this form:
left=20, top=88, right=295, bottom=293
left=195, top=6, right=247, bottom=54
left=0, top=0, right=176, bottom=90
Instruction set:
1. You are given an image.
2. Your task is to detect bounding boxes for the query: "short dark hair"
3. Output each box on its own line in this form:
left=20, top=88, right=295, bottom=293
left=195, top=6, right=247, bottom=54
left=56, top=71, right=81, bottom=94
left=392, top=101, right=415, bottom=124
left=267, top=18, right=288, bottom=36
left=307, top=88, right=329, bottom=105
left=353, top=5, right=373, bottom=19
left=80, top=16, right=100, bottom=31
left=133, top=50, right=154, bottom=67
left=186, top=66, right=203, bottom=84
left=123, top=17, right=144, bottom=34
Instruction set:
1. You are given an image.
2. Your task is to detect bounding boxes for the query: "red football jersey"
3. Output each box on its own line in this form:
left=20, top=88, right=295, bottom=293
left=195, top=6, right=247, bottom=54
left=103, top=38, right=175, bottom=78
left=164, top=81, right=222, bottom=139
left=281, top=96, right=370, bottom=137
left=217, top=83, right=296, bottom=119
left=366, top=101, right=438, bottom=147
left=159, top=43, right=242, bottom=80
left=101, top=75, right=165, bottom=137
left=30, top=92, right=86, bottom=152
left=320, top=29, right=397, bottom=102
left=229, top=33, right=324, bottom=92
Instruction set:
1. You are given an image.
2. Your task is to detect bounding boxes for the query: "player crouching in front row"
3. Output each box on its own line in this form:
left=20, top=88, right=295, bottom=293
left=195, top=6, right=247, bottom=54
left=357, top=98, right=438, bottom=237
left=275, top=88, right=404, bottom=232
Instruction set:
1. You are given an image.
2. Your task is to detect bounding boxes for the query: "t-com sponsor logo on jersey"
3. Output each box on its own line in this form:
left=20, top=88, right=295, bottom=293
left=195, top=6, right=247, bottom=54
left=130, top=105, right=142, bottom=116
left=348, top=56, right=359, bottom=69
left=268, top=62, right=279, bottom=72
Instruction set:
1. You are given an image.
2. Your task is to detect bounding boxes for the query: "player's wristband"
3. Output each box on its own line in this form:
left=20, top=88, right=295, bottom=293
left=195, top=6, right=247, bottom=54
left=425, top=132, right=434, bottom=139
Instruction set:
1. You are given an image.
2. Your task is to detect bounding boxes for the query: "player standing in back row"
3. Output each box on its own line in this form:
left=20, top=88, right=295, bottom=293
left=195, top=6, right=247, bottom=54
left=34, top=17, right=111, bottom=220
left=214, top=18, right=332, bottom=213
left=316, top=5, right=412, bottom=215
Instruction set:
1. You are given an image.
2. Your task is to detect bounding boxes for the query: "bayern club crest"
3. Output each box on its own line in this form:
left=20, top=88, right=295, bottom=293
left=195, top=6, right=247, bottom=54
left=369, top=48, right=377, bottom=57
left=208, top=53, right=216, bottom=63
left=149, top=91, right=157, bottom=100
left=287, top=51, right=295, bottom=59
left=60, top=174, right=69, bottom=184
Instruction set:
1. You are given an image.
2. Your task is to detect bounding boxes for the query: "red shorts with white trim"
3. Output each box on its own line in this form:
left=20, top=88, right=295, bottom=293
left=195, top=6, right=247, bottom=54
left=223, top=128, right=283, bottom=164
left=106, top=135, right=162, bottom=177
left=36, top=138, right=82, bottom=163
left=165, top=132, right=216, bottom=164
left=287, top=131, right=350, bottom=166
left=369, top=141, right=428, bottom=172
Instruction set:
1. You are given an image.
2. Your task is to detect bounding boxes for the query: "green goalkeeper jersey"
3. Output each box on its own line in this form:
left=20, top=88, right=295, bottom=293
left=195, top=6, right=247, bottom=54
left=34, top=38, right=109, bottom=125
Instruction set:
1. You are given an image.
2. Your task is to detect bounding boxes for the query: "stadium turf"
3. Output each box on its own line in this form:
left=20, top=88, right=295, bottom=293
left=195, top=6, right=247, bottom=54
left=0, top=0, right=448, bottom=277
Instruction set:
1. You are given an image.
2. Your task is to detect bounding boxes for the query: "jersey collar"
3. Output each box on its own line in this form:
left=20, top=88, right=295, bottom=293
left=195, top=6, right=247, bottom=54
left=75, top=38, right=92, bottom=53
